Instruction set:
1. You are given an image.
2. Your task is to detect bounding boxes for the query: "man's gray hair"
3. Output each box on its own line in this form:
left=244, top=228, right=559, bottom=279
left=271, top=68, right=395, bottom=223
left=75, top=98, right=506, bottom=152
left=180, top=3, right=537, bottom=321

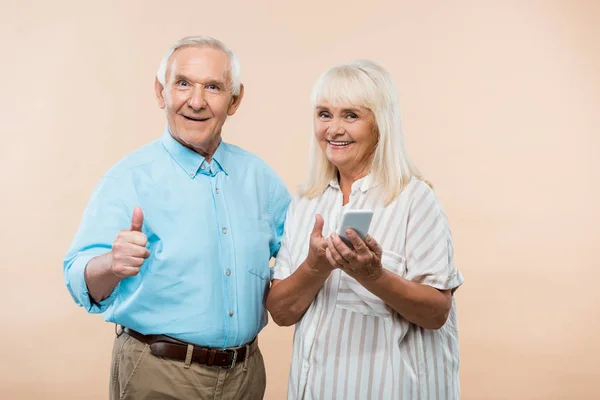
left=156, top=36, right=242, bottom=96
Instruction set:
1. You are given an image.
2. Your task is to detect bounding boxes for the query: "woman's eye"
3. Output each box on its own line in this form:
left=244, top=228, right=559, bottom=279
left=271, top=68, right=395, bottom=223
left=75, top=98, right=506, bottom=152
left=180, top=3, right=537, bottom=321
left=318, top=112, right=330, bottom=118
left=346, top=113, right=358, bottom=119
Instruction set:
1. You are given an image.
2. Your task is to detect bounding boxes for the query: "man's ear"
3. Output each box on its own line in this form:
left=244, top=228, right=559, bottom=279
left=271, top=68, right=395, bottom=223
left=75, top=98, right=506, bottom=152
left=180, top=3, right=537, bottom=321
left=227, top=83, right=244, bottom=116
left=155, top=77, right=166, bottom=109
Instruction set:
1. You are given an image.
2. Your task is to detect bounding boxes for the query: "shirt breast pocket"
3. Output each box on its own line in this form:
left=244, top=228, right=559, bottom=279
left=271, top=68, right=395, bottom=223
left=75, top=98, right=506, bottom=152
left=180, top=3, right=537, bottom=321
left=241, top=218, right=272, bottom=280
left=335, top=250, right=406, bottom=318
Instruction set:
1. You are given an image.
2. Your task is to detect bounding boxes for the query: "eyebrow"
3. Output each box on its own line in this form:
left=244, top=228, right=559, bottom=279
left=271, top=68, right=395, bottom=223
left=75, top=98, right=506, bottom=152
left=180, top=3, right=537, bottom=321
left=172, top=74, right=191, bottom=83
left=172, top=74, right=226, bottom=87
left=316, top=105, right=362, bottom=114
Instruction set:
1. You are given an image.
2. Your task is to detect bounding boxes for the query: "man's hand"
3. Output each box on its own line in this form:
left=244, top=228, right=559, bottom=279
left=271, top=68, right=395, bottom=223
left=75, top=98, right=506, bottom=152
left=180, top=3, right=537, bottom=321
left=110, top=206, right=150, bottom=278
left=327, top=230, right=383, bottom=283
left=305, top=214, right=336, bottom=278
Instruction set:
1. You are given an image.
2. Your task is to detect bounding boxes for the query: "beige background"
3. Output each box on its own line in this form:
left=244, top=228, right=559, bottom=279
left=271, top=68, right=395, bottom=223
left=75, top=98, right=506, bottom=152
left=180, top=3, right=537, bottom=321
left=1, top=0, right=599, bottom=399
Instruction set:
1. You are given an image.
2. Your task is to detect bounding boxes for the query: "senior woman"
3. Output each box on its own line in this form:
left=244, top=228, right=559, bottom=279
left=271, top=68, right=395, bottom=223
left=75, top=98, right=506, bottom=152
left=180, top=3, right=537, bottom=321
left=266, top=60, right=464, bottom=399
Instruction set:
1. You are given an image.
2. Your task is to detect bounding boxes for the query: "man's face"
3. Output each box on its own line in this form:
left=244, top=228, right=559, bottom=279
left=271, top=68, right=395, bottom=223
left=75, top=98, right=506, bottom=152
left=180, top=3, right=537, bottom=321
left=155, top=46, right=243, bottom=159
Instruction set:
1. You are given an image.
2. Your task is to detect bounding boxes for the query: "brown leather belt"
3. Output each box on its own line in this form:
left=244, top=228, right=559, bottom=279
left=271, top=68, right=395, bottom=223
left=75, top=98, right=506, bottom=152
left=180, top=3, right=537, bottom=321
left=123, top=327, right=251, bottom=369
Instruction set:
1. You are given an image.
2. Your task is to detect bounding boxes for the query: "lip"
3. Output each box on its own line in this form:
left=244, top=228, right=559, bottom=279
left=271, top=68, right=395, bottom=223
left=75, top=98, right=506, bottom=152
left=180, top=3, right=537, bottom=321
left=327, top=140, right=354, bottom=149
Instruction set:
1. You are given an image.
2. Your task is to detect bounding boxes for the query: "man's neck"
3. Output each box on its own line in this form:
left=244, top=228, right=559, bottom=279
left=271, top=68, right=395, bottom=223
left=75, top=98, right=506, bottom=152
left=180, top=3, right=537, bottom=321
left=170, top=132, right=221, bottom=163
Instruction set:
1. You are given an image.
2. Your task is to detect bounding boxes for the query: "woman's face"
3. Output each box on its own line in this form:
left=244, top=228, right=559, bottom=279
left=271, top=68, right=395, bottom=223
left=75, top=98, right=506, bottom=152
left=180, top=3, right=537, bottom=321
left=314, top=101, right=378, bottom=176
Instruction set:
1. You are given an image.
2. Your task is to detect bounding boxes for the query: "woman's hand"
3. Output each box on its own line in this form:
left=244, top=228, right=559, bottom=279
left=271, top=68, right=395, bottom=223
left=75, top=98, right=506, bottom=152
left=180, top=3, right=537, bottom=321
left=326, top=230, right=453, bottom=329
left=306, top=214, right=337, bottom=277
left=326, top=229, right=383, bottom=282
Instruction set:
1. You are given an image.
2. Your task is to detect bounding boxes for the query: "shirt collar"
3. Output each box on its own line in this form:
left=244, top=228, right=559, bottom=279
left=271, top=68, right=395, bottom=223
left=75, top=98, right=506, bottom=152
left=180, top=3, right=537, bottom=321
left=328, top=172, right=378, bottom=193
left=210, top=142, right=229, bottom=175
left=160, top=127, right=229, bottom=178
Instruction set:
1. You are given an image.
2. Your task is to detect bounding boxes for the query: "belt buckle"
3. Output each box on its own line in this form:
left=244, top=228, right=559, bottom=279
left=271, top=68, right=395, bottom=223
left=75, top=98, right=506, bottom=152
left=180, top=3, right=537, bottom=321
left=221, top=349, right=237, bottom=369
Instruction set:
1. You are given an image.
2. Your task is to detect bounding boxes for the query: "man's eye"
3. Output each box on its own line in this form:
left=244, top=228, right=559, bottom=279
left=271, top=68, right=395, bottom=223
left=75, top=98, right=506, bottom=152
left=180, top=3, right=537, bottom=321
left=178, top=81, right=189, bottom=87
left=207, top=84, right=218, bottom=90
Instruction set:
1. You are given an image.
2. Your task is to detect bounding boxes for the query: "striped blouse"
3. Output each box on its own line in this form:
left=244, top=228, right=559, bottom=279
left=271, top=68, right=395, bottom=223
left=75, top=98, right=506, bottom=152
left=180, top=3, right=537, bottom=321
left=272, top=175, right=464, bottom=399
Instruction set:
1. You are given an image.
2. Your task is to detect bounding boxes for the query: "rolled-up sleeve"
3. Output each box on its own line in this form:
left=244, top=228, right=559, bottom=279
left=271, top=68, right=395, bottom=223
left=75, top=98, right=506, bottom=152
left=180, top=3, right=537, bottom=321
left=271, top=199, right=295, bottom=281
left=268, top=172, right=292, bottom=259
left=404, top=183, right=464, bottom=291
left=63, top=175, right=132, bottom=313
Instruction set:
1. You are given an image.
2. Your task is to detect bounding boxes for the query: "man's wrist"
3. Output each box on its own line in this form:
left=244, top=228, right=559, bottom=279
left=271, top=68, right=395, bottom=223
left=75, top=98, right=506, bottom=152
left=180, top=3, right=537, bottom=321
left=105, top=251, right=120, bottom=278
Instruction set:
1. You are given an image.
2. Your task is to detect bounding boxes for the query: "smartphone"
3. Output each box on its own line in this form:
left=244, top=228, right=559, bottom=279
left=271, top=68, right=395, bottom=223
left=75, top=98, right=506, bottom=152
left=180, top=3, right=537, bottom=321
left=336, top=209, right=374, bottom=246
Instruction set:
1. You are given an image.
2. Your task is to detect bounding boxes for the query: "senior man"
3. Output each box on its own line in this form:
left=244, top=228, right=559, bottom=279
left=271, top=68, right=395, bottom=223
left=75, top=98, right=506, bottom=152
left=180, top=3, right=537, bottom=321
left=64, top=35, right=290, bottom=399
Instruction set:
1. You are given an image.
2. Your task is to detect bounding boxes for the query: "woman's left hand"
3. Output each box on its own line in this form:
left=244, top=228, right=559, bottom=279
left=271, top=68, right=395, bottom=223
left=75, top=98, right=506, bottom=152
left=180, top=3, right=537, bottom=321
left=326, top=230, right=384, bottom=282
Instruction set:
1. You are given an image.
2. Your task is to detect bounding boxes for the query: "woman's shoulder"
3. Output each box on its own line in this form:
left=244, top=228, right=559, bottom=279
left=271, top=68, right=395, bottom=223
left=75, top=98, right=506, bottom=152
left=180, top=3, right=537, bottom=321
left=288, top=190, right=319, bottom=213
left=388, top=176, right=443, bottom=213
left=399, top=176, right=435, bottom=200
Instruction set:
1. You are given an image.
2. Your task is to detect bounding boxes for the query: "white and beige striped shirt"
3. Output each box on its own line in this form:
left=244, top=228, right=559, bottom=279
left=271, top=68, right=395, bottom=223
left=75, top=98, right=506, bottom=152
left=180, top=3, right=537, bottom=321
left=272, top=175, right=464, bottom=399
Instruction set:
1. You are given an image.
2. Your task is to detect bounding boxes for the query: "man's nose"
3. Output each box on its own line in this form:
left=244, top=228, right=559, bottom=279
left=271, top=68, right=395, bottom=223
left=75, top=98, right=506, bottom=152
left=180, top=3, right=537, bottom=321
left=187, top=87, right=206, bottom=111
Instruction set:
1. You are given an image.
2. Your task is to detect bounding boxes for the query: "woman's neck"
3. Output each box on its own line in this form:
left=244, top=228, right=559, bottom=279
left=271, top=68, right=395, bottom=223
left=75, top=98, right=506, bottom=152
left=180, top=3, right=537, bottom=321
left=338, top=168, right=369, bottom=206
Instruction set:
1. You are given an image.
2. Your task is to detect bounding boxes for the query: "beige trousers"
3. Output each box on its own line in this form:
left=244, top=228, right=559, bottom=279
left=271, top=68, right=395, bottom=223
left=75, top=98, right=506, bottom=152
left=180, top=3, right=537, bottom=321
left=109, top=330, right=266, bottom=400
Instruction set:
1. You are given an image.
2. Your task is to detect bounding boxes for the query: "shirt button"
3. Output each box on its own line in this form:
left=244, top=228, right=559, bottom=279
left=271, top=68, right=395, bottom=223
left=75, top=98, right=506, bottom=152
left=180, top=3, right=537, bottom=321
left=215, top=188, right=219, bottom=194
left=200, top=164, right=206, bottom=170
left=225, top=269, right=231, bottom=276
left=229, top=310, right=234, bottom=317
left=222, top=227, right=227, bottom=234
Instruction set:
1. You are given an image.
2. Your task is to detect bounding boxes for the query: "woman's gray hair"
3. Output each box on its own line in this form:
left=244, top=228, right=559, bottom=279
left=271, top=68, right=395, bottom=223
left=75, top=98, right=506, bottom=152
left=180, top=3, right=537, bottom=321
left=300, top=60, right=425, bottom=205
left=156, top=36, right=242, bottom=96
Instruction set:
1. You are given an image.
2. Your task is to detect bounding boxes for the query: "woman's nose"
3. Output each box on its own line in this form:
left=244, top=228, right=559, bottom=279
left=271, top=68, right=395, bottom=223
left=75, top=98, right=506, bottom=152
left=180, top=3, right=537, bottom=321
left=327, top=120, right=345, bottom=135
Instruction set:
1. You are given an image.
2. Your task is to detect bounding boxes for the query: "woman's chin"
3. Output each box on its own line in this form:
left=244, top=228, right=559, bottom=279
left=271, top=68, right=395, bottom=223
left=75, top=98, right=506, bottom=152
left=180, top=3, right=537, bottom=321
left=325, top=156, right=343, bottom=168
left=326, top=158, right=351, bottom=172
left=326, top=151, right=350, bottom=165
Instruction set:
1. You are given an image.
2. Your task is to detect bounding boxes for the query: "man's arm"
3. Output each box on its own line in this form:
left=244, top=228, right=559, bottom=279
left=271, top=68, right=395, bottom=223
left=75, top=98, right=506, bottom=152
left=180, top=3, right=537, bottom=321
left=83, top=206, right=149, bottom=303
left=63, top=175, right=146, bottom=313
left=84, top=252, right=120, bottom=303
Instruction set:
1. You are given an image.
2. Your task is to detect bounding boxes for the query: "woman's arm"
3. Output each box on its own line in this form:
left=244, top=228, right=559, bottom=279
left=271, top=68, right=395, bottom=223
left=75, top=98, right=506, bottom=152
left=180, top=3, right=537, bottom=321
left=266, top=214, right=336, bottom=326
left=267, top=262, right=330, bottom=326
left=327, top=230, right=451, bottom=330
left=358, top=268, right=451, bottom=329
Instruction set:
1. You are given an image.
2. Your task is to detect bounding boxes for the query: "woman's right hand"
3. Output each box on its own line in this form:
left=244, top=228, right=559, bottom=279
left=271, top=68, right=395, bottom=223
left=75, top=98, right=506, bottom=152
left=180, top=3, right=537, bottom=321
left=305, top=214, right=336, bottom=277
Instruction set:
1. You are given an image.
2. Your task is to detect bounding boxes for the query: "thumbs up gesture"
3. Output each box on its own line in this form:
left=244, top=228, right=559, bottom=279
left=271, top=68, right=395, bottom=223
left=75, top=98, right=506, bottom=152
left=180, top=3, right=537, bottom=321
left=110, top=206, right=150, bottom=278
left=305, top=214, right=336, bottom=278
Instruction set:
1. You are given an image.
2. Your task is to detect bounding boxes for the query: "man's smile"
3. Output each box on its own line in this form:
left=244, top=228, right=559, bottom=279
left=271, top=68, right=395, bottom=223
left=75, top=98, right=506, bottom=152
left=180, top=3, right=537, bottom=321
left=182, top=115, right=210, bottom=122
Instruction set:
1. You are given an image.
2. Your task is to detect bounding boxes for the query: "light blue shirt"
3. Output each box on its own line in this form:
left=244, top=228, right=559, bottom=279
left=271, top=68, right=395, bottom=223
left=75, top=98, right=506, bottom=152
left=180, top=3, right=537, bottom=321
left=64, top=129, right=291, bottom=348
